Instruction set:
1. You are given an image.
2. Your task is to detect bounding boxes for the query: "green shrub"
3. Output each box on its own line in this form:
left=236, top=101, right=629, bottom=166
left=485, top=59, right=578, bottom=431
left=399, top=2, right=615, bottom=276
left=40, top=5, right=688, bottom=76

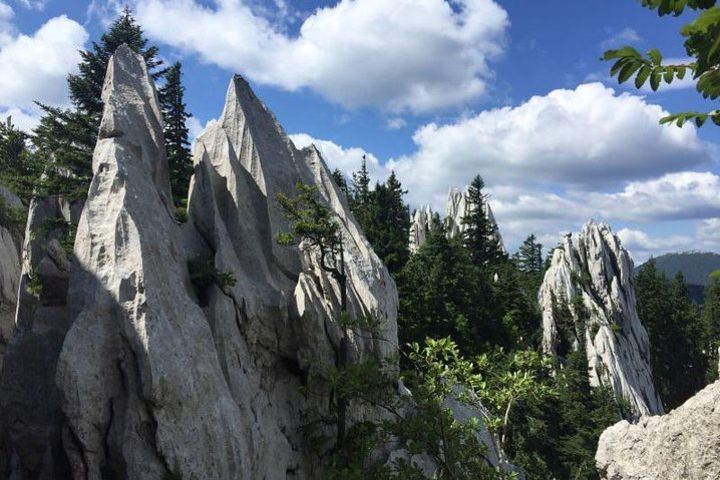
left=188, top=256, right=237, bottom=290
left=0, top=195, right=26, bottom=235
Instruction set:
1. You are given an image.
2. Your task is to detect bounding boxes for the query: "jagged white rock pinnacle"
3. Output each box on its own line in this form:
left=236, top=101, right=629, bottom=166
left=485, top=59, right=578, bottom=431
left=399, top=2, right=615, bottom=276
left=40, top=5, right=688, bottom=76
left=409, top=188, right=505, bottom=253
left=538, top=220, right=663, bottom=417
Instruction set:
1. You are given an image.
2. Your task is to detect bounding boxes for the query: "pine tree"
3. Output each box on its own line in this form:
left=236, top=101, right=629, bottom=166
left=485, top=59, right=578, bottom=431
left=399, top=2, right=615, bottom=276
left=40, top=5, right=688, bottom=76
left=331, top=168, right=350, bottom=200
left=462, top=175, right=505, bottom=268
left=0, top=117, right=42, bottom=203
left=397, top=218, right=497, bottom=356
left=360, top=172, right=410, bottom=274
left=702, top=270, right=720, bottom=382
left=32, top=8, right=164, bottom=200
left=159, top=62, right=193, bottom=212
left=636, top=262, right=706, bottom=410
left=350, top=155, right=371, bottom=209
left=555, top=345, right=619, bottom=480
left=516, top=234, right=543, bottom=275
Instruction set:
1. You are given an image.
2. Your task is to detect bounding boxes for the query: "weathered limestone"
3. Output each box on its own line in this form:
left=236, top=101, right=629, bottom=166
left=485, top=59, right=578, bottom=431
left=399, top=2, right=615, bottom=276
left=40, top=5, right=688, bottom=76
left=53, top=45, right=250, bottom=480
left=0, top=45, right=517, bottom=480
left=0, top=192, right=79, bottom=480
left=184, top=73, right=400, bottom=478
left=538, top=220, right=663, bottom=417
left=409, top=188, right=505, bottom=254
left=408, top=205, right=435, bottom=254
left=596, top=380, right=720, bottom=480
left=0, top=186, right=22, bottom=366
left=445, top=187, right=505, bottom=252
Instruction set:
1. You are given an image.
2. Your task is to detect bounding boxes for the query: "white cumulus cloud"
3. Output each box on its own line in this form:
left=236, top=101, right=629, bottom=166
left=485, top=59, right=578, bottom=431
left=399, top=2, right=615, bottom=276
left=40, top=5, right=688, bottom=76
left=134, top=0, right=509, bottom=113
left=0, top=14, right=87, bottom=114
left=385, top=83, right=711, bottom=206
left=292, top=83, right=719, bottom=259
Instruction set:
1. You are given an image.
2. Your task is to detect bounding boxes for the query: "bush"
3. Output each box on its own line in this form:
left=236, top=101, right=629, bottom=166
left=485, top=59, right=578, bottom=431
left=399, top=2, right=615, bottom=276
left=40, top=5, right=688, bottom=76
left=188, top=256, right=237, bottom=290
left=0, top=195, right=26, bottom=235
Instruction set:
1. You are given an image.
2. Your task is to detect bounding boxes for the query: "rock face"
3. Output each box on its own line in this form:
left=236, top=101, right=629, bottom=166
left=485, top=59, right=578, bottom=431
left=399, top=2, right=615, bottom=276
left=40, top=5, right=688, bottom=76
left=596, top=380, right=720, bottom=480
left=0, top=45, right=517, bottom=480
left=445, top=188, right=505, bottom=253
left=0, top=192, right=79, bottom=479
left=408, top=188, right=505, bottom=253
left=0, top=186, right=22, bottom=366
left=408, top=206, right=435, bottom=254
left=538, top=221, right=663, bottom=417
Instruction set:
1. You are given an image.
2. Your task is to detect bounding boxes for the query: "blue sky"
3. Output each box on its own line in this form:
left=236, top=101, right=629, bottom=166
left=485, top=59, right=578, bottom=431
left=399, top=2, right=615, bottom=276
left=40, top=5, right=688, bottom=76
left=1, top=0, right=719, bottom=262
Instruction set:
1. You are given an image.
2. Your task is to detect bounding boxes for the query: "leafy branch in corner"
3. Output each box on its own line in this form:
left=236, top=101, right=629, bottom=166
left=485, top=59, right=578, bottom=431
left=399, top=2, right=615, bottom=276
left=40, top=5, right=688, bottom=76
left=604, top=0, right=720, bottom=127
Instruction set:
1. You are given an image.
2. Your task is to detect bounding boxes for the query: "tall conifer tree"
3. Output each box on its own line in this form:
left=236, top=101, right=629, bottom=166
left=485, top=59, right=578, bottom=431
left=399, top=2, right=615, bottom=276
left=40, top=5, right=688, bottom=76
left=32, top=8, right=164, bottom=199
left=159, top=62, right=193, bottom=210
left=702, top=271, right=720, bottom=382
left=462, top=175, right=504, bottom=267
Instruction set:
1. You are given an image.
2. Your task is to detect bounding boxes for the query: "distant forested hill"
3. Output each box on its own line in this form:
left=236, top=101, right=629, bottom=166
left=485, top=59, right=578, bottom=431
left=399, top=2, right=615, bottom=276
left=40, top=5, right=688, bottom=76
left=636, top=252, right=720, bottom=303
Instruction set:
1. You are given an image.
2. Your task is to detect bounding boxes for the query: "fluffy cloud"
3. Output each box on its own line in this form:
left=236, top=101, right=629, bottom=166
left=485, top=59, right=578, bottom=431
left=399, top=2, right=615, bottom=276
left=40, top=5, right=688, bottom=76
left=292, top=83, right=718, bottom=258
left=290, top=133, right=386, bottom=184
left=0, top=14, right=87, bottom=112
left=134, top=0, right=508, bottom=112
left=617, top=222, right=720, bottom=263
left=15, top=0, right=48, bottom=10
left=386, top=83, right=711, bottom=205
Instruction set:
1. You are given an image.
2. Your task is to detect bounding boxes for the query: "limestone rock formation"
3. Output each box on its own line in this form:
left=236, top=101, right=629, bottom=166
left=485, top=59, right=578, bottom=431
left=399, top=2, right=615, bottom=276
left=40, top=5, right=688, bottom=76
left=408, top=205, right=435, bottom=254
left=0, top=186, right=22, bottom=366
left=0, top=192, right=80, bottom=479
left=538, top=220, right=662, bottom=417
left=596, top=380, right=720, bottom=480
left=445, top=187, right=505, bottom=251
left=0, top=45, right=518, bottom=480
left=408, top=188, right=505, bottom=253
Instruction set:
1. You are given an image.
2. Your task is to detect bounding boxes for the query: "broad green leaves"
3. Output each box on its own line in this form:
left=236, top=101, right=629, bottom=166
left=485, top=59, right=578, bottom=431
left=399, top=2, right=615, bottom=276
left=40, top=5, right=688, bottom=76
left=640, top=0, right=716, bottom=16
left=603, top=48, right=695, bottom=91
left=605, top=2, right=720, bottom=128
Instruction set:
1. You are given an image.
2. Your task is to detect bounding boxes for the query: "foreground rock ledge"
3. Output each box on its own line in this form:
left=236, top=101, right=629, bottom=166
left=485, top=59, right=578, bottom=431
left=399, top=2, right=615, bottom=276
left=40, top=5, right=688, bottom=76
left=596, top=380, right=720, bottom=480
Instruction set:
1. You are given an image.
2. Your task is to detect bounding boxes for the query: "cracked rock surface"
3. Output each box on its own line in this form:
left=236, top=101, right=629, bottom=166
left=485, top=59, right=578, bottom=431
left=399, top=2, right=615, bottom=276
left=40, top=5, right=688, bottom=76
left=538, top=220, right=663, bottom=417
left=0, top=45, right=518, bottom=480
left=596, top=380, right=720, bottom=480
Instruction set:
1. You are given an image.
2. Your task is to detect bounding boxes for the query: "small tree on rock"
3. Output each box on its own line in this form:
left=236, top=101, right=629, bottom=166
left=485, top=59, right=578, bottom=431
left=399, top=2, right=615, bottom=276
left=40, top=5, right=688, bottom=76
left=276, top=183, right=351, bottom=461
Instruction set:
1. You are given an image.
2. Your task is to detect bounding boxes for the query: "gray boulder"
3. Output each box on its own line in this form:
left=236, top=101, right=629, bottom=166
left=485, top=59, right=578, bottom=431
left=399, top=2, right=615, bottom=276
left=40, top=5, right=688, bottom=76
left=596, top=380, right=720, bottom=479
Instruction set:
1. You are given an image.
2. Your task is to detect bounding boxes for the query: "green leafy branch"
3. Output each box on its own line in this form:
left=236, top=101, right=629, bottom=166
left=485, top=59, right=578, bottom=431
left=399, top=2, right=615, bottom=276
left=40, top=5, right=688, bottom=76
left=605, top=5, right=720, bottom=127
left=640, top=0, right=716, bottom=16
left=603, top=47, right=694, bottom=91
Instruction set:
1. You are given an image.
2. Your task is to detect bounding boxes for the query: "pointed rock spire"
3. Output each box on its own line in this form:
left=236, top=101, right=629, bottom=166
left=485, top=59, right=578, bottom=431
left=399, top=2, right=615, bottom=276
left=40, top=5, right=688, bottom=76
left=56, top=45, right=245, bottom=479
left=539, top=220, right=663, bottom=417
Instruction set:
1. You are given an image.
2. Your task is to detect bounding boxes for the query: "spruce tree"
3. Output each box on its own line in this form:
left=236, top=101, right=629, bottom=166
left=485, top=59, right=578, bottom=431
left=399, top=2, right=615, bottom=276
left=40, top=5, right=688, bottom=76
left=331, top=168, right=350, bottom=200
left=462, top=175, right=504, bottom=267
left=350, top=155, right=371, bottom=209
left=516, top=234, right=543, bottom=275
left=397, top=217, right=496, bottom=356
left=360, top=172, right=410, bottom=274
left=636, top=262, right=706, bottom=410
left=555, top=345, right=619, bottom=480
left=33, top=8, right=164, bottom=200
left=0, top=117, right=42, bottom=203
left=159, top=62, right=193, bottom=211
left=702, top=270, right=720, bottom=382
